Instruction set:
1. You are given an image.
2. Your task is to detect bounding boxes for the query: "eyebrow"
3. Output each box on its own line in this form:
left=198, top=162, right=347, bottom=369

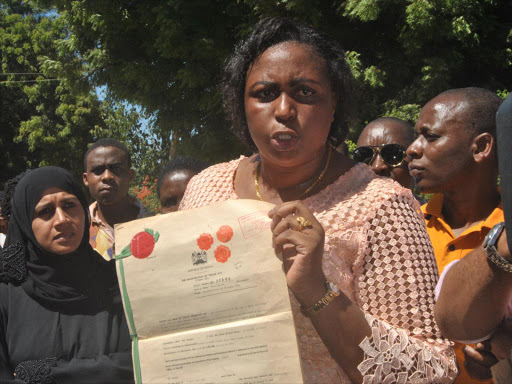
left=289, top=77, right=322, bottom=87
left=90, top=162, right=124, bottom=169
left=34, top=201, right=52, bottom=212
left=60, top=197, right=80, bottom=204
left=247, top=81, right=275, bottom=90
left=35, top=197, right=79, bottom=210
left=248, top=77, right=322, bottom=89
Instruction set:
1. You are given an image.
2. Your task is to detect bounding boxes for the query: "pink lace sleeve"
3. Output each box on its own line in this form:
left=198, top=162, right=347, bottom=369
left=179, top=160, right=239, bottom=211
left=355, top=189, right=457, bottom=383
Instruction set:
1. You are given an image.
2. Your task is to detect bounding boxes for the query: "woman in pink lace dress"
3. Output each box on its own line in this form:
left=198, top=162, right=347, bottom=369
left=180, top=18, right=457, bottom=383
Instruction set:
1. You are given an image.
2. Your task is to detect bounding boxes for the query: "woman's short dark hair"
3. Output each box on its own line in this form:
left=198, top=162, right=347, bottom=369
left=222, top=17, right=355, bottom=151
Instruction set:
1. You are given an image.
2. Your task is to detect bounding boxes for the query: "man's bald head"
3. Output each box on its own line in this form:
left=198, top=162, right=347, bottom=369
left=407, top=87, right=501, bottom=194
left=434, top=87, right=502, bottom=137
left=357, top=117, right=414, bottom=149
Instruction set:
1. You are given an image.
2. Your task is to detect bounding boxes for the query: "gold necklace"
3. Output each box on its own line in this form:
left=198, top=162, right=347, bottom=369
left=254, top=145, right=333, bottom=201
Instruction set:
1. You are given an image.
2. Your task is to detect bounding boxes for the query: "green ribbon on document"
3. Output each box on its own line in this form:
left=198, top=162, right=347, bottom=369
left=116, top=255, right=142, bottom=384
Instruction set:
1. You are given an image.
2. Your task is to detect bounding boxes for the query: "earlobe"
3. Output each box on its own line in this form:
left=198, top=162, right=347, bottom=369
left=472, top=133, right=494, bottom=163
left=82, top=173, right=89, bottom=187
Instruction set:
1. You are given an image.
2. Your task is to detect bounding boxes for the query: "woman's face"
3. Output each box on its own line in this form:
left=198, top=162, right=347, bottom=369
left=244, top=42, right=336, bottom=168
left=32, top=187, right=85, bottom=255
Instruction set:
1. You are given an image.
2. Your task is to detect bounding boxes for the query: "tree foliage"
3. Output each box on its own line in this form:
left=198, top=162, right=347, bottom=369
left=37, top=0, right=253, bottom=164
left=40, top=0, right=511, bottom=153
left=1, top=1, right=101, bottom=182
left=0, top=1, right=157, bottom=186
left=3, top=0, right=512, bottom=187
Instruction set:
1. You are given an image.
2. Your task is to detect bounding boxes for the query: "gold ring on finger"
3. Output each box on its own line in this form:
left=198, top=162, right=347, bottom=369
left=296, top=216, right=313, bottom=232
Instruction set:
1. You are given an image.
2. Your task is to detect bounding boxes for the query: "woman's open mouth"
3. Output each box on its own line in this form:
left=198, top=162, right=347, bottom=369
left=271, top=132, right=299, bottom=151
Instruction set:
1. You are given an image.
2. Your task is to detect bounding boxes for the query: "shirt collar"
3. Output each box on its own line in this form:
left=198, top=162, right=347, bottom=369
left=88, top=195, right=148, bottom=227
left=421, top=191, right=504, bottom=231
left=422, top=193, right=444, bottom=219
left=481, top=201, right=504, bottom=230
left=89, top=200, right=102, bottom=226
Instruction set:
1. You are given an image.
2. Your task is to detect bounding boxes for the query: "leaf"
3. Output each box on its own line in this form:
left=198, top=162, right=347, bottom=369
left=118, top=244, right=132, bottom=258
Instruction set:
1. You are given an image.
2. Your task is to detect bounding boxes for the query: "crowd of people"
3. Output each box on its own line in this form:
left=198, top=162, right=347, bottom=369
left=0, top=16, right=511, bottom=384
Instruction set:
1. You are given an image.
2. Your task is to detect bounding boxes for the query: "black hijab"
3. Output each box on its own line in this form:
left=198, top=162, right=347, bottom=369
left=0, top=166, right=119, bottom=312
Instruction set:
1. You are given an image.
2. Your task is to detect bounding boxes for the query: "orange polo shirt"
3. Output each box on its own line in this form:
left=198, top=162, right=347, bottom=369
left=422, top=193, right=504, bottom=384
left=422, top=193, right=504, bottom=275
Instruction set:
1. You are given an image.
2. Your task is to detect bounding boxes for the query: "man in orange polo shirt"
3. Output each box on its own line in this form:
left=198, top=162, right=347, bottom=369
left=407, top=87, right=503, bottom=383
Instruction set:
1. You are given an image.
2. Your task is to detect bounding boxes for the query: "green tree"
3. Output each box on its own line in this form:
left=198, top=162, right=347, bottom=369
left=0, top=1, right=105, bottom=183
left=1, top=2, right=98, bottom=182
left=0, top=1, right=154, bottom=185
left=38, top=0, right=252, bottom=163
left=40, top=0, right=511, bottom=153
left=0, top=1, right=45, bottom=182
left=90, top=95, right=163, bottom=184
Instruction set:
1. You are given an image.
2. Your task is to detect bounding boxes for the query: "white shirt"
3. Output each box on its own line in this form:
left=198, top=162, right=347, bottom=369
left=435, top=259, right=512, bottom=343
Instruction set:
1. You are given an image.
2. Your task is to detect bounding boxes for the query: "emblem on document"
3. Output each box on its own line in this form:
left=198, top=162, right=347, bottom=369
left=192, top=250, right=208, bottom=265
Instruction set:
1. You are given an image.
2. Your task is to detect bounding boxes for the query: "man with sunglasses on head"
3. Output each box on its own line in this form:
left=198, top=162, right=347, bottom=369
left=355, top=117, right=425, bottom=203
left=83, top=138, right=150, bottom=260
left=407, top=87, right=503, bottom=384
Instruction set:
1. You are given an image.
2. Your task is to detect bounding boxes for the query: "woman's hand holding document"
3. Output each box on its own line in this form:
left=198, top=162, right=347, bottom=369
left=115, top=199, right=303, bottom=384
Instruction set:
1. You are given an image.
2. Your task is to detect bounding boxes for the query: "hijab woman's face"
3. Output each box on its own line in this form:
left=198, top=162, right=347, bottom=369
left=244, top=42, right=336, bottom=169
left=32, top=187, right=85, bottom=255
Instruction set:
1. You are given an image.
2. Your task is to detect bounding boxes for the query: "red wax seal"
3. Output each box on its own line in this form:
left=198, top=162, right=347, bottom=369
left=130, top=231, right=156, bottom=259
left=197, top=233, right=214, bottom=250
left=214, top=245, right=231, bottom=263
left=216, top=225, right=234, bottom=243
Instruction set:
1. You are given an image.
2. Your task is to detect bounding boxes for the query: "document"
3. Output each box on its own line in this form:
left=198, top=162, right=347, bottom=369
left=115, top=199, right=304, bottom=384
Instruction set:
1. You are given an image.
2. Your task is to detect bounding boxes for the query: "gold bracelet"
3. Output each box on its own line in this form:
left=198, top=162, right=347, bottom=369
left=300, top=281, right=340, bottom=317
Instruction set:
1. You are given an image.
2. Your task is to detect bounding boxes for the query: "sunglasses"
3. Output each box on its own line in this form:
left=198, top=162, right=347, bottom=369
left=353, top=144, right=406, bottom=167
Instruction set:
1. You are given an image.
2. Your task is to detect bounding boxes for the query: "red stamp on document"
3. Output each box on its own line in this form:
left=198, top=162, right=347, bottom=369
left=216, top=225, right=234, bottom=243
left=214, top=245, right=231, bottom=263
left=197, top=233, right=214, bottom=250
left=118, top=228, right=160, bottom=259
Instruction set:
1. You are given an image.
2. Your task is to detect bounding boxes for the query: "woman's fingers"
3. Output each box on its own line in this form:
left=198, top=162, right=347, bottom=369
left=269, top=201, right=323, bottom=255
left=272, top=215, right=314, bottom=240
left=268, top=201, right=327, bottom=300
left=273, top=227, right=317, bottom=255
left=272, top=216, right=296, bottom=239
left=269, top=201, right=321, bottom=233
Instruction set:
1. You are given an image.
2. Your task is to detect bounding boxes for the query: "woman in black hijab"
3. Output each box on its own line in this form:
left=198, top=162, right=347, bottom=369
left=0, top=167, right=133, bottom=383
